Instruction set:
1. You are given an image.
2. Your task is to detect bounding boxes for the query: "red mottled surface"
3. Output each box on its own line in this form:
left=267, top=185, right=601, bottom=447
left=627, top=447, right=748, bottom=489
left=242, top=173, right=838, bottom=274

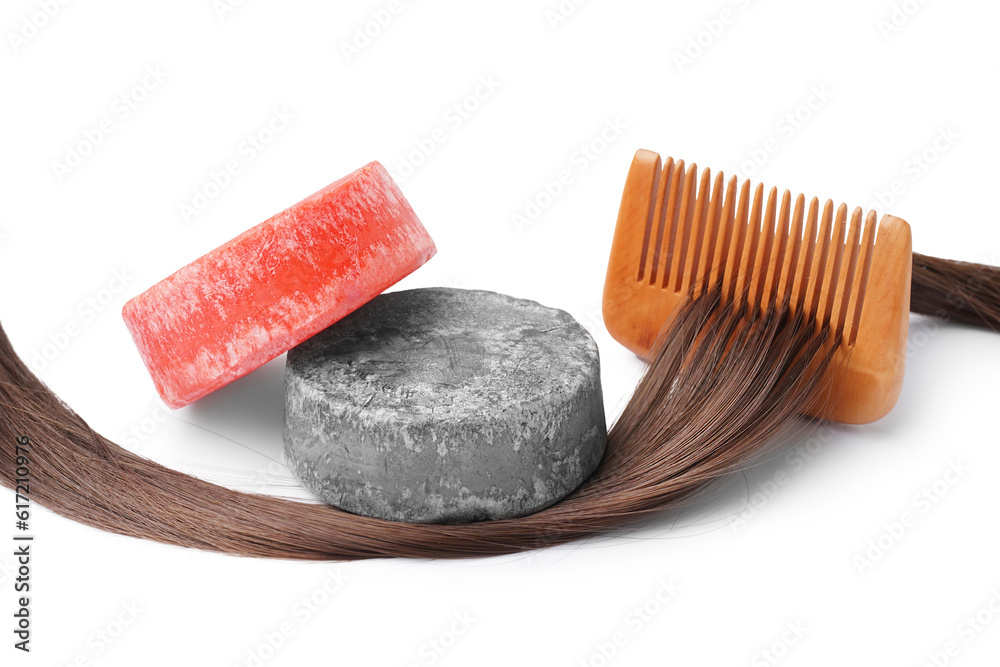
left=122, top=161, right=436, bottom=409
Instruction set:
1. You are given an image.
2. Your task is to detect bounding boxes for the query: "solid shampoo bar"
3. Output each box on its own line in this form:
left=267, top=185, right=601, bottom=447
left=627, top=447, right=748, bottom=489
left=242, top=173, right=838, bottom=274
left=123, top=162, right=436, bottom=408
left=283, top=288, right=607, bottom=524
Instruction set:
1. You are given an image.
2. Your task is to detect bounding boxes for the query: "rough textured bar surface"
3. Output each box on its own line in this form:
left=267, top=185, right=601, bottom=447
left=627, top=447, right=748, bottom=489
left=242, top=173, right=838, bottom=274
left=122, top=161, right=435, bottom=408
left=283, top=288, right=606, bottom=523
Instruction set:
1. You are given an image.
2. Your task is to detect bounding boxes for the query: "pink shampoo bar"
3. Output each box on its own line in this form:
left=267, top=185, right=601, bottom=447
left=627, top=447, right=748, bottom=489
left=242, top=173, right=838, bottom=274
left=122, top=161, right=436, bottom=409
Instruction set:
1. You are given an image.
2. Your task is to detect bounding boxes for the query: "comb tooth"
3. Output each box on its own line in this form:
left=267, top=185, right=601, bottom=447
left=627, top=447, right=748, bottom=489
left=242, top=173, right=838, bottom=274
left=636, top=154, right=665, bottom=282
left=791, top=196, right=819, bottom=313
left=774, top=193, right=803, bottom=311
left=845, top=210, right=878, bottom=346
left=749, top=186, right=778, bottom=311
left=734, top=183, right=765, bottom=302
left=678, top=164, right=699, bottom=290
left=645, top=157, right=675, bottom=284
left=761, top=189, right=792, bottom=312
left=831, top=207, right=864, bottom=337
left=721, top=179, right=752, bottom=302
left=666, top=164, right=699, bottom=290
left=804, top=199, right=834, bottom=319
left=650, top=159, right=683, bottom=285
left=692, top=171, right=724, bottom=297
left=708, top=175, right=738, bottom=290
left=816, top=203, right=848, bottom=331
left=660, top=159, right=688, bottom=287
left=681, top=168, right=713, bottom=294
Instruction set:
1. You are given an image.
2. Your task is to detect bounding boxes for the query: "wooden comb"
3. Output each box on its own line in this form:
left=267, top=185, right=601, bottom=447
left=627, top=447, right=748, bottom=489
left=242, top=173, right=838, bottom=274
left=603, top=149, right=912, bottom=424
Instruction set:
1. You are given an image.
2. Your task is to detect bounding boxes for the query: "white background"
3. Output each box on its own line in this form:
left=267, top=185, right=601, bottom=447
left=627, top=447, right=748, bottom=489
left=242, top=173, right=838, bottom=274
left=2, top=1, right=1000, bottom=665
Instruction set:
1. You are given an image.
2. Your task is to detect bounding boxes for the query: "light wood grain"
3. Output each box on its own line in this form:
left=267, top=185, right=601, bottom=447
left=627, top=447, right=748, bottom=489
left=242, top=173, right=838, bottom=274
left=602, top=149, right=912, bottom=424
